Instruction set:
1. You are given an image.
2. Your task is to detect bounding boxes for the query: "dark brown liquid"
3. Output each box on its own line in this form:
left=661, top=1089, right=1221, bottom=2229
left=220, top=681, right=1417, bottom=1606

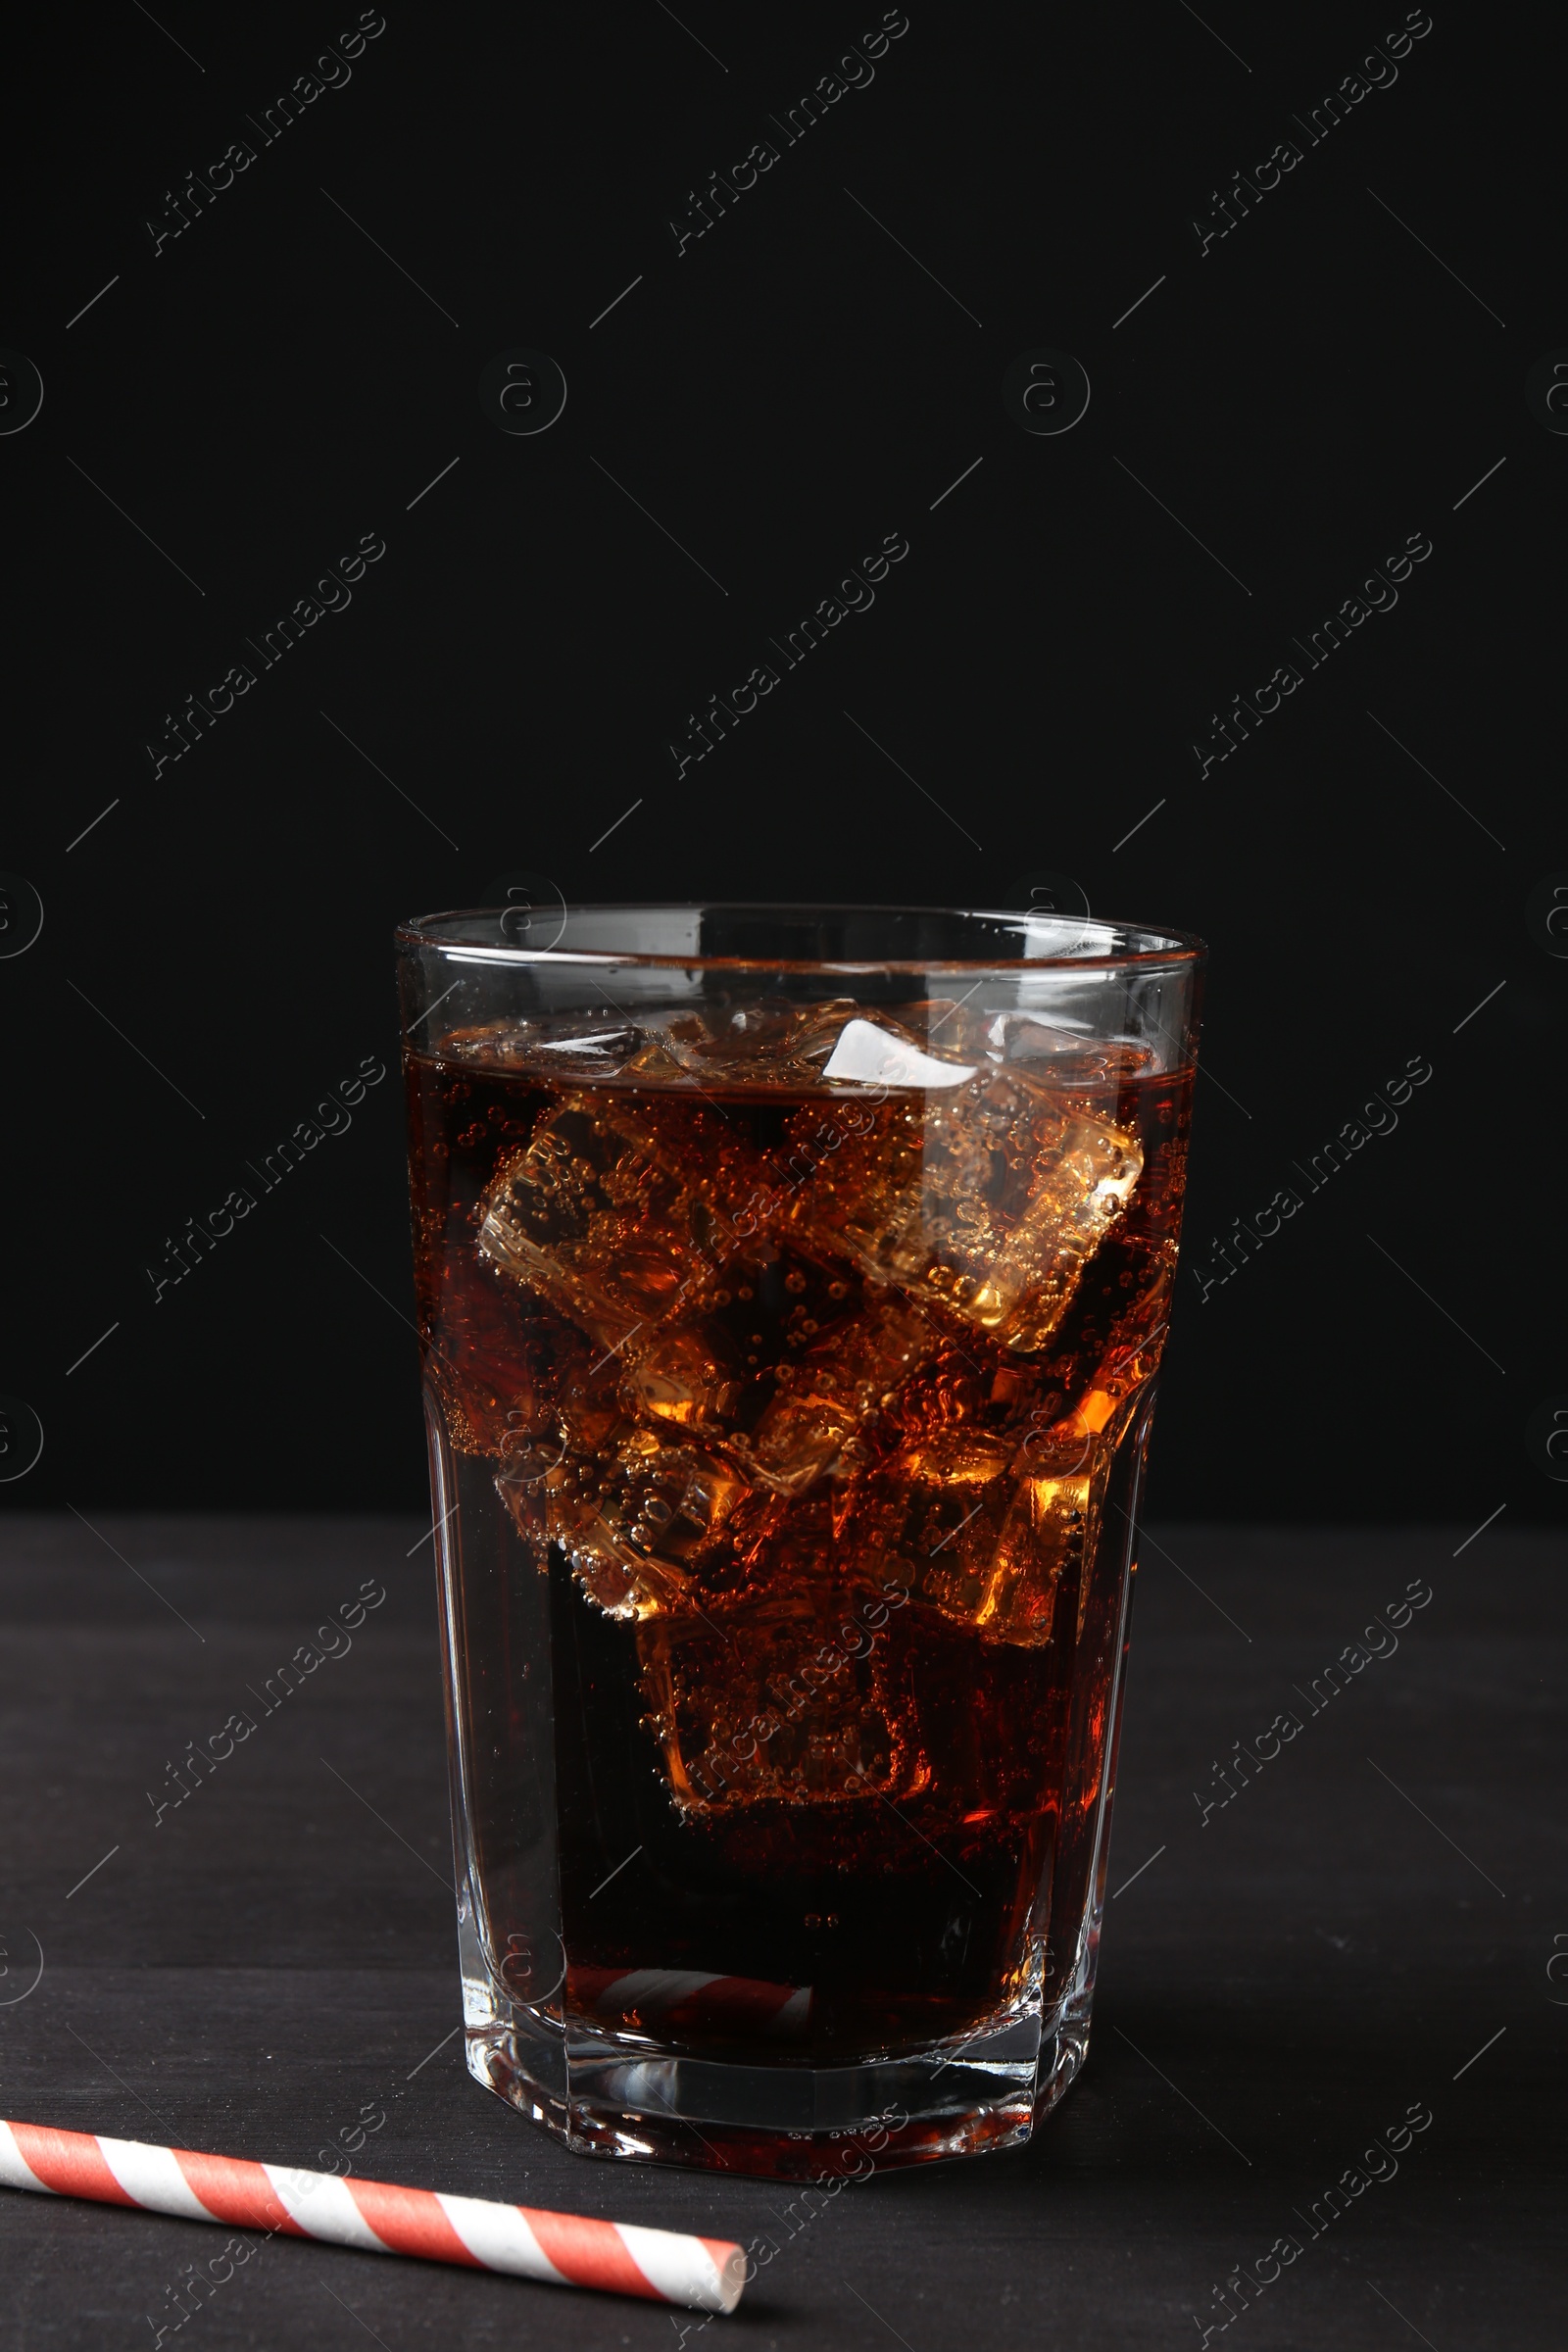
left=406, top=1005, right=1192, bottom=2063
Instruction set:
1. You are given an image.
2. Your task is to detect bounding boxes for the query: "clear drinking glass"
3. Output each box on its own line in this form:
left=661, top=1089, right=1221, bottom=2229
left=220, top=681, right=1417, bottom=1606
left=397, top=906, right=1203, bottom=2178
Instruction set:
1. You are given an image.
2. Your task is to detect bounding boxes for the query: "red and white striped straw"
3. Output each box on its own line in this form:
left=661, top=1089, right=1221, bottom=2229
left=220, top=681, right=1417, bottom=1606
left=0, top=2120, right=745, bottom=2314
left=574, top=1965, right=811, bottom=2038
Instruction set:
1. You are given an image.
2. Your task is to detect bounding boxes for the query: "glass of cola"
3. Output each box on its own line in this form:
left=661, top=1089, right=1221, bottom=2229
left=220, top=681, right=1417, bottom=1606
left=398, top=905, right=1204, bottom=2177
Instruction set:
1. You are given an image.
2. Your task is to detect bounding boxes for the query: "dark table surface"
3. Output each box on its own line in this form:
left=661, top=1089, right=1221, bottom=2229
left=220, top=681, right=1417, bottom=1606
left=0, top=1513, right=1559, bottom=2350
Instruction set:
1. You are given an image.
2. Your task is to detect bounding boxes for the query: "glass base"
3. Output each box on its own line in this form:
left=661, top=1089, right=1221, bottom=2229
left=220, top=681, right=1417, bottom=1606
left=463, top=1998, right=1092, bottom=2179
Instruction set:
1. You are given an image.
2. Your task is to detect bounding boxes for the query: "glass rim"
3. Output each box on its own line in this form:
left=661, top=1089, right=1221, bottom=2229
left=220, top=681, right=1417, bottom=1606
left=395, top=902, right=1207, bottom=975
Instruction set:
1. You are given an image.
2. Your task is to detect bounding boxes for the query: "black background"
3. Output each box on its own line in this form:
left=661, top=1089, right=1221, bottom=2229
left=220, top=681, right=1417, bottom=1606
left=2, top=13, right=1565, bottom=2350
left=2, top=5, right=1562, bottom=1516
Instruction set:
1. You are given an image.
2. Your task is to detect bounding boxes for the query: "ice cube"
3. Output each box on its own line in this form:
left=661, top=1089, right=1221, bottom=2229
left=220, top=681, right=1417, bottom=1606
left=538, top=1426, right=763, bottom=1620
left=820, top=1015, right=977, bottom=1089
left=983, top=1013, right=1156, bottom=1085
left=845, top=1430, right=1011, bottom=1616
left=476, top=1094, right=751, bottom=1348
left=439, top=1016, right=644, bottom=1078
left=492, top=1426, right=565, bottom=1549
left=632, top=999, right=863, bottom=1089
left=965, top=1107, right=1143, bottom=1348
left=976, top=1467, right=1093, bottom=1646
left=1024, top=1307, right=1170, bottom=1470
left=621, top=1322, right=745, bottom=1434
left=612, top=1033, right=693, bottom=1083
left=637, top=1584, right=918, bottom=1813
left=614, top=1242, right=935, bottom=1494
left=486, top=1309, right=628, bottom=1544
left=784, top=1071, right=1143, bottom=1353
left=423, top=1250, right=559, bottom=1459
left=845, top=1431, right=1095, bottom=1648
left=732, top=1294, right=941, bottom=1494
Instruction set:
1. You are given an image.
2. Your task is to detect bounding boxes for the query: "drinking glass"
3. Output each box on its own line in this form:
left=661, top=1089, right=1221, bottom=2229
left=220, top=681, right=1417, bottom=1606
left=397, top=905, right=1203, bottom=2177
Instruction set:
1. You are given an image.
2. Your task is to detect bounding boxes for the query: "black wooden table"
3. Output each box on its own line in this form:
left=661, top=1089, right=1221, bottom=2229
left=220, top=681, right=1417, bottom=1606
left=0, top=1514, right=1559, bottom=2348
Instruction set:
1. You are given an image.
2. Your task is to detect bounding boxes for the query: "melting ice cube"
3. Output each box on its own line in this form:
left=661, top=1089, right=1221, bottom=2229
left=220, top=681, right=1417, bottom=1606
left=846, top=1431, right=1098, bottom=1649
left=638, top=1000, right=862, bottom=1086
left=440, top=1016, right=644, bottom=1077
left=821, top=1016, right=978, bottom=1089
left=785, top=1072, right=1144, bottom=1353
left=732, top=1296, right=941, bottom=1494
left=963, top=1110, right=1144, bottom=1348
left=476, top=1095, right=747, bottom=1349
left=637, top=1590, right=918, bottom=1812
left=983, top=1013, right=1156, bottom=1084
left=535, top=1428, right=760, bottom=1620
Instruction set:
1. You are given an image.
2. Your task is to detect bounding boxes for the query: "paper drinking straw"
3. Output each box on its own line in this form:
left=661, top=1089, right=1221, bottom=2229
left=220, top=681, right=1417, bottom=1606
left=574, top=1965, right=811, bottom=2037
left=0, top=2120, right=745, bottom=2314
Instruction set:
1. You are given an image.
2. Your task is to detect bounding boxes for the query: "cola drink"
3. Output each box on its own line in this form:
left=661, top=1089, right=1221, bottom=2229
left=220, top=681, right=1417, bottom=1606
left=403, top=965, right=1196, bottom=2175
